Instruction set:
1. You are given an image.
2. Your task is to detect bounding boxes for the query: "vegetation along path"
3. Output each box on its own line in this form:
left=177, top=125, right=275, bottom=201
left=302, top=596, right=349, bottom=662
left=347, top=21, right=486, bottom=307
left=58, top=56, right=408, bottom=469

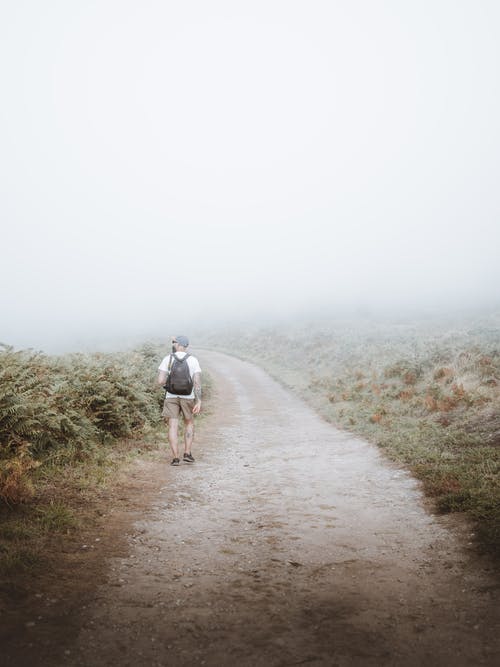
left=46, top=352, right=500, bottom=665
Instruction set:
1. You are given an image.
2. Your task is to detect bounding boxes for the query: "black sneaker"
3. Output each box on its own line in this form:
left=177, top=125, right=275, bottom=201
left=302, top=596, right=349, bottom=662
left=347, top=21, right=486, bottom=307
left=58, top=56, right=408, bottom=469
left=171, top=458, right=180, bottom=466
left=183, top=453, right=195, bottom=463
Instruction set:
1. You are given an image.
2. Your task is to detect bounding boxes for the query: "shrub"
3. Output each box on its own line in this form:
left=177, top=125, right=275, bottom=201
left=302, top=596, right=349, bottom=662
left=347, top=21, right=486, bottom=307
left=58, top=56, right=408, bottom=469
left=0, top=449, right=40, bottom=505
left=0, top=343, right=164, bottom=506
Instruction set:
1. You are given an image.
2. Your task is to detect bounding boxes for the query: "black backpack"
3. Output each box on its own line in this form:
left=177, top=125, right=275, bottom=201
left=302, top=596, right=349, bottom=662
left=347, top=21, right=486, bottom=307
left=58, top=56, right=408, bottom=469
left=164, top=353, right=193, bottom=396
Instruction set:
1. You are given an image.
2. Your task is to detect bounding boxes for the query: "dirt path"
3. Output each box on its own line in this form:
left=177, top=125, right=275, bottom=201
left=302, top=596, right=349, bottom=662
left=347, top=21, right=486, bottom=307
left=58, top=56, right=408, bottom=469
left=57, top=351, right=499, bottom=665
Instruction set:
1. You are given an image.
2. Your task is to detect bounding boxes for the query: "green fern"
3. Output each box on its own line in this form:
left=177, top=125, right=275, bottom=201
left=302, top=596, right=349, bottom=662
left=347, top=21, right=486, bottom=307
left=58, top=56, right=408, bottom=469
left=0, top=342, right=164, bottom=504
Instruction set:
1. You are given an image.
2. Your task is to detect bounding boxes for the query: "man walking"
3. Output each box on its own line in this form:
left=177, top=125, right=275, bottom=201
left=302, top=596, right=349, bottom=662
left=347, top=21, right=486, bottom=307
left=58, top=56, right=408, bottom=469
left=157, top=336, right=202, bottom=466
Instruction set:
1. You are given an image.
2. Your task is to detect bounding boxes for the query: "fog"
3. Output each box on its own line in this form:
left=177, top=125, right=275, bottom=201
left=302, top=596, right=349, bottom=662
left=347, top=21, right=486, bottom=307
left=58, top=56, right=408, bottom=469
left=1, top=1, right=499, bottom=352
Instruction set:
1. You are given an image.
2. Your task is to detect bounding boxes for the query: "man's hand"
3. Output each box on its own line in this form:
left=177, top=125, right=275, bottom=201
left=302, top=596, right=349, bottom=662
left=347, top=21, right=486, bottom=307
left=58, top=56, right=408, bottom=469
left=193, top=372, right=202, bottom=413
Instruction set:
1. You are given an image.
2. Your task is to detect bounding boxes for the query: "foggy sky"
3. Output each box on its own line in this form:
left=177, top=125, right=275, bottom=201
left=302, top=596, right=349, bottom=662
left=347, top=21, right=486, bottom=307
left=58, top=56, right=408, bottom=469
left=1, top=1, right=499, bottom=351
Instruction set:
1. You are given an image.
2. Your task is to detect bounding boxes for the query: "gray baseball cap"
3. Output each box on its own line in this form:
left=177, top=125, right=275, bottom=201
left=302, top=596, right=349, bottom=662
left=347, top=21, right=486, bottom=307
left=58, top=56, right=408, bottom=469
left=174, top=335, right=189, bottom=347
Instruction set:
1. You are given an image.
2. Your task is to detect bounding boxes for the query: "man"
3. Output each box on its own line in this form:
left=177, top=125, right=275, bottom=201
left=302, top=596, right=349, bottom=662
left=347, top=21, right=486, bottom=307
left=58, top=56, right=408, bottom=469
left=157, top=335, right=202, bottom=466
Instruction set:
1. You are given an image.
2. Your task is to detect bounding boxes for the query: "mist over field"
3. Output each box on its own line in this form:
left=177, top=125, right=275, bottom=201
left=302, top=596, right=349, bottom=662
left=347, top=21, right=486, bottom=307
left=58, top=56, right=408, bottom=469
left=1, top=1, right=499, bottom=352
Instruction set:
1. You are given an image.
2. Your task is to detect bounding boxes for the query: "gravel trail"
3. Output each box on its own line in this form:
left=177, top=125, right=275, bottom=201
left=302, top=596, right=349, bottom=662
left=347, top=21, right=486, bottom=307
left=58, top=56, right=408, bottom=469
left=64, top=350, right=500, bottom=666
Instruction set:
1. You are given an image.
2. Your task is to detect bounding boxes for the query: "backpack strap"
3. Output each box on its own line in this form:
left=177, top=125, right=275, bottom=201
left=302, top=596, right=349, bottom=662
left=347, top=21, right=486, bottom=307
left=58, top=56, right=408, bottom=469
left=167, top=353, right=174, bottom=373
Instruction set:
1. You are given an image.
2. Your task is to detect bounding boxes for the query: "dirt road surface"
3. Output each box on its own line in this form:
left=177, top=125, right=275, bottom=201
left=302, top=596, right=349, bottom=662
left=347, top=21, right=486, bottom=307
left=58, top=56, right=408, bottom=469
left=45, top=351, right=500, bottom=665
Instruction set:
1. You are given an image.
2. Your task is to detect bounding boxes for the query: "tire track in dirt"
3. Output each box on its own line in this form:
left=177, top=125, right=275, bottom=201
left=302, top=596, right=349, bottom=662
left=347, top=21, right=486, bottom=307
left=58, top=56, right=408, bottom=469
left=62, top=350, right=499, bottom=666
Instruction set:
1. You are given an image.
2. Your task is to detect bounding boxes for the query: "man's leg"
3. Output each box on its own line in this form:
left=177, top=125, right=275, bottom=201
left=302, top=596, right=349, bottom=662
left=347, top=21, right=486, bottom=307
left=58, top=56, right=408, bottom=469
left=184, top=418, right=194, bottom=455
left=168, top=418, right=180, bottom=458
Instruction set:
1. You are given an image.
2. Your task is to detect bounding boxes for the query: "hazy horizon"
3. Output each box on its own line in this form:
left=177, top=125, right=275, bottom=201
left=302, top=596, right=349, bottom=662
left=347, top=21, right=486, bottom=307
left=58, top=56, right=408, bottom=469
left=2, top=1, right=499, bottom=352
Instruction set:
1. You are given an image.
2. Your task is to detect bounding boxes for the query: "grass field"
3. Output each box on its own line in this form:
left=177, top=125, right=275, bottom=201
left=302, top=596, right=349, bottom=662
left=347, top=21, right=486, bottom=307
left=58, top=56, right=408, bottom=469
left=202, top=311, right=500, bottom=557
left=1, top=319, right=498, bottom=571
left=0, top=342, right=204, bottom=579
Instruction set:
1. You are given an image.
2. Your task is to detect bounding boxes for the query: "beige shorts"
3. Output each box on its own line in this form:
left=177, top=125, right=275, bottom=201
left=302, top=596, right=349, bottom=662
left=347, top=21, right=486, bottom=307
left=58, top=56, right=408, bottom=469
left=162, top=397, right=196, bottom=421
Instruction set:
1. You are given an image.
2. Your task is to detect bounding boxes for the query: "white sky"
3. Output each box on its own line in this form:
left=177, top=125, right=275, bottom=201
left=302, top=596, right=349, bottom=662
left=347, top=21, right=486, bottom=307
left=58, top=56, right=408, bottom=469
left=1, top=1, right=499, bottom=350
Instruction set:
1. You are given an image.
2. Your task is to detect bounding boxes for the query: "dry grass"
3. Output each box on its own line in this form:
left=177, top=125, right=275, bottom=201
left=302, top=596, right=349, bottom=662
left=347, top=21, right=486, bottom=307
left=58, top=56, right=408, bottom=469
left=0, top=342, right=165, bottom=506
left=0, top=342, right=165, bottom=577
left=204, top=312, right=500, bottom=557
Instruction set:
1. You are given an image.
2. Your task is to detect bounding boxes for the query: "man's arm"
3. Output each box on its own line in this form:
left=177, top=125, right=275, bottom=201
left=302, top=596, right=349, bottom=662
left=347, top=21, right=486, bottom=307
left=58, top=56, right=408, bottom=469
left=157, top=370, right=167, bottom=386
left=192, top=371, right=202, bottom=414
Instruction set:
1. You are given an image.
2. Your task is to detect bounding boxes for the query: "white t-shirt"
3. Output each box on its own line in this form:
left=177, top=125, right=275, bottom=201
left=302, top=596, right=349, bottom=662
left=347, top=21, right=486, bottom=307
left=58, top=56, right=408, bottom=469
left=158, top=352, right=202, bottom=399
